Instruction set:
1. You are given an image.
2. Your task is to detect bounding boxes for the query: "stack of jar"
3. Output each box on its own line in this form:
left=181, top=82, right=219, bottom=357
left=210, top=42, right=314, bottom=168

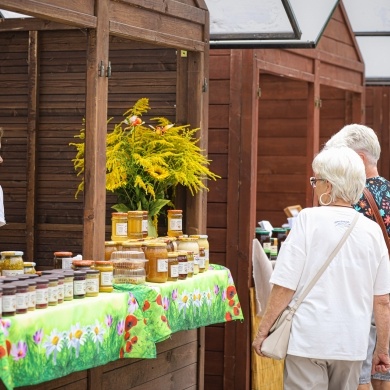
left=111, top=210, right=149, bottom=242
left=255, top=227, right=288, bottom=260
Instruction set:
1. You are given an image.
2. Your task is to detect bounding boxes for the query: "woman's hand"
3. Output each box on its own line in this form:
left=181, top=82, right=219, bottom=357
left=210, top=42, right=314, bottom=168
left=252, top=330, right=269, bottom=357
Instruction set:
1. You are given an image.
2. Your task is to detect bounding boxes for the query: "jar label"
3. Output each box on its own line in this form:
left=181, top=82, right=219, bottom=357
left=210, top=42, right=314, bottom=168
left=263, top=242, right=271, bottom=251
left=64, top=281, right=73, bottom=298
left=16, top=292, right=28, bottom=309
left=198, top=257, right=205, bottom=269
left=170, top=264, right=179, bottom=278
left=28, top=291, right=36, bottom=308
left=157, top=259, right=168, bottom=272
left=48, top=286, right=58, bottom=303
left=62, top=258, right=73, bottom=269
left=3, top=295, right=16, bottom=312
left=74, top=280, right=86, bottom=295
left=58, top=284, right=64, bottom=300
left=204, top=249, right=210, bottom=261
left=169, top=219, right=182, bottom=231
left=101, top=271, right=113, bottom=286
left=2, top=269, right=24, bottom=276
left=115, top=222, right=128, bottom=236
left=142, top=219, right=148, bottom=233
left=178, top=262, right=188, bottom=275
left=187, top=260, right=194, bottom=274
left=36, top=288, right=48, bottom=304
left=86, top=278, right=99, bottom=293
left=193, top=254, right=199, bottom=265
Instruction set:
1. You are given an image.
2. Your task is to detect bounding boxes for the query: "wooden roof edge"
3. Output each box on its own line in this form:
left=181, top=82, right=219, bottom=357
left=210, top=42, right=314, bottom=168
left=0, top=18, right=80, bottom=32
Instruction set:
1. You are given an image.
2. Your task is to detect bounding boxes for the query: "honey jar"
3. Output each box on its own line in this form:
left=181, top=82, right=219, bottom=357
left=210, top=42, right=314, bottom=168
left=167, top=210, right=183, bottom=237
left=127, top=211, right=143, bottom=239
left=167, top=252, right=179, bottom=281
left=104, top=241, right=118, bottom=261
left=111, top=212, right=128, bottom=241
left=145, top=242, right=168, bottom=283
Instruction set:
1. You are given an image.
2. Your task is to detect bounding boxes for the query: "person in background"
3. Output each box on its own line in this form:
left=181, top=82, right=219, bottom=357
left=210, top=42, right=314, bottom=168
left=326, top=124, right=390, bottom=390
left=252, top=146, right=390, bottom=390
left=0, top=127, right=5, bottom=226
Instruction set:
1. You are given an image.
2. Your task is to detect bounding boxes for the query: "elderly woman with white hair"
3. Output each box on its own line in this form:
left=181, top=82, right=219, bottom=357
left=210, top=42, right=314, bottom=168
left=252, top=146, right=390, bottom=390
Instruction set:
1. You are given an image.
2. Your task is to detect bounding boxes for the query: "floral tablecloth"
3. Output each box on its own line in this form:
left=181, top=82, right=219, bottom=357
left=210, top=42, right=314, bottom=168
left=0, top=265, right=243, bottom=390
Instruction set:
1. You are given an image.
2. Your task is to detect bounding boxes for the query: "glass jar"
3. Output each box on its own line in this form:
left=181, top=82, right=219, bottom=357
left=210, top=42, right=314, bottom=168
left=186, top=252, right=194, bottom=277
left=190, top=235, right=209, bottom=271
left=127, top=211, right=143, bottom=239
left=2, top=284, right=16, bottom=316
left=104, top=241, right=118, bottom=261
left=53, top=251, right=73, bottom=270
left=1, top=251, right=24, bottom=276
left=111, top=212, right=128, bottom=241
left=272, top=228, right=287, bottom=255
left=15, top=281, right=29, bottom=314
left=94, top=261, right=113, bottom=292
left=86, top=269, right=99, bottom=297
left=167, top=252, right=179, bottom=281
left=36, top=278, right=49, bottom=309
left=57, top=275, right=64, bottom=304
left=145, top=243, right=168, bottom=283
left=177, top=237, right=199, bottom=274
left=72, top=260, right=94, bottom=271
left=256, top=228, right=271, bottom=258
left=177, top=251, right=188, bottom=280
left=73, top=271, right=86, bottom=299
left=198, top=247, right=206, bottom=273
left=27, top=280, right=36, bottom=311
left=47, top=276, right=59, bottom=306
left=167, top=210, right=183, bottom=237
left=142, top=211, right=148, bottom=238
left=63, top=271, right=74, bottom=301
left=23, top=262, right=37, bottom=274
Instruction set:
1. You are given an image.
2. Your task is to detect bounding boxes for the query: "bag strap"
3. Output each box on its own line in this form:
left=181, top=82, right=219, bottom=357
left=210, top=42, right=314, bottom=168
left=290, top=212, right=359, bottom=312
left=363, top=187, right=390, bottom=254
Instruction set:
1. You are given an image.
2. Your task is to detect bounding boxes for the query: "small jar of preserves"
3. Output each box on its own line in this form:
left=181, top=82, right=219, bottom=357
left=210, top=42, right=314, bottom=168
left=73, top=271, right=86, bottom=299
left=27, top=280, right=36, bottom=311
left=167, top=210, right=183, bottom=237
left=272, top=228, right=287, bottom=255
left=57, top=275, right=64, bottom=304
left=47, top=276, right=59, bottom=306
left=63, top=271, right=74, bottom=301
left=86, top=269, right=99, bottom=297
left=35, top=278, right=49, bottom=309
left=72, top=259, right=94, bottom=271
left=105, top=241, right=118, bottom=261
left=2, top=284, right=16, bottom=316
left=1, top=251, right=24, bottom=276
left=255, top=229, right=271, bottom=259
left=167, top=252, right=179, bottom=282
left=94, top=261, right=113, bottom=293
left=127, top=211, right=143, bottom=239
left=145, top=243, right=168, bottom=283
left=53, top=251, right=73, bottom=270
left=23, top=262, right=37, bottom=274
left=186, top=251, right=194, bottom=277
left=177, top=251, right=188, bottom=280
left=111, top=212, right=128, bottom=241
left=15, top=281, right=29, bottom=314
left=142, top=211, right=148, bottom=238
left=198, top=247, right=206, bottom=273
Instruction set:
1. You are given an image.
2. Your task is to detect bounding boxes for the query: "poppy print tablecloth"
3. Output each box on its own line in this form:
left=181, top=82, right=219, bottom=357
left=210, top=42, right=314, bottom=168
left=0, top=265, right=243, bottom=390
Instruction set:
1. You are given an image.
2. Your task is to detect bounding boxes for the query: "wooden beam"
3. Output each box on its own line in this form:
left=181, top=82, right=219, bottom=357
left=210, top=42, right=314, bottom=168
left=0, top=18, right=78, bottom=32
left=83, top=0, right=109, bottom=260
left=25, top=30, right=39, bottom=263
left=0, top=0, right=96, bottom=28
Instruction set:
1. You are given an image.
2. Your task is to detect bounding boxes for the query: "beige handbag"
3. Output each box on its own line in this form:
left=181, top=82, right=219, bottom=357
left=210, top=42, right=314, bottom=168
left=261, top=212, right=359, bottom=360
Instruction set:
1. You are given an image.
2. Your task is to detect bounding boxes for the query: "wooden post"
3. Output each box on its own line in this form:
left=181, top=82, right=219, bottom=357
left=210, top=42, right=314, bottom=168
left=83, top=0, right=109, bottom=260
left=26, top=30, right=39, bottom=263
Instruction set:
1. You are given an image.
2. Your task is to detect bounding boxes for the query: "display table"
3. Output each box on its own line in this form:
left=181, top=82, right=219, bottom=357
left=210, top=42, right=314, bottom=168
left=0, top=265, right=243, bottom=390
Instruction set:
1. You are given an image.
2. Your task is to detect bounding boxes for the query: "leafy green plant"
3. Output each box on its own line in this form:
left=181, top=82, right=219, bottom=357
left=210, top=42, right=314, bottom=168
left=70, top=98, right=220, bottom=224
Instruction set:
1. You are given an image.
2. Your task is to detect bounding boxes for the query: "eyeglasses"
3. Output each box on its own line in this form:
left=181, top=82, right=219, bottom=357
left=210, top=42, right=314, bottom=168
left=309, top=177, right=326, bottom=188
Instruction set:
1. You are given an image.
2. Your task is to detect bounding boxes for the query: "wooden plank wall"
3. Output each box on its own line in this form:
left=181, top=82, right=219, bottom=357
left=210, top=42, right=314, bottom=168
left=365, top=86, right=390, bottom=180
left=0, top=29, right=177, bottom=266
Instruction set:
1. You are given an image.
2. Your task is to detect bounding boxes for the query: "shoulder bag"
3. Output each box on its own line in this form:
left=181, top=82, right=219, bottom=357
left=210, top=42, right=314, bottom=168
left=363, top=187, right=390, bottom=253
left=260, top=212, right=359, bottom=360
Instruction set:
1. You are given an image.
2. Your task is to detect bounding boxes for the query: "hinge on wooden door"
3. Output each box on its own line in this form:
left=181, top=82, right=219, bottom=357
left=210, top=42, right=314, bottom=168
left=257, top=87, right=262, bottom=98
left=314, top=98, right=322, bottom=108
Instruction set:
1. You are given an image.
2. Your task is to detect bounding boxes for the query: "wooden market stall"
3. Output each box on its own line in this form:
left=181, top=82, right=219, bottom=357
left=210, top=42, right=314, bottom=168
left=0, top=1, right=213, bottom=389
left=206, top=2, right=365, bottom=389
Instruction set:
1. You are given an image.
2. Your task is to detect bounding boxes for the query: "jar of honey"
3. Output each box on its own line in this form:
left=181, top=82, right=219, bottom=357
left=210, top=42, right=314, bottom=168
left=167, top=252, right=179, bottom=281
left=145, top=243, right=168, bottom=283
left=127, top=211, right=143, bottom=239
left=111, top=212, right=128, bottom=241
left=104, top=241, right=118, bottom=261
left=167, top=210, right=183, bottom=237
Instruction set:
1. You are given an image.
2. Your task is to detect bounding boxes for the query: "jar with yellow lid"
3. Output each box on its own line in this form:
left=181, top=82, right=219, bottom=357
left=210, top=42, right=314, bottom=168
left=23, top=262, right=36, bottom=274
left=104, top=241, right=118, bottom=261
left=190, top=234, right=210, bottom=271
left=177, top=237, right=199, bottom=274
left=145, top=243, right=168, bottom=283
left=1, top=251, right=24, bottom=277
left=94, top=261, right=113, bottom=292
left=167, top=210, right=183, bottom=237
left=111, top=212, right=128, bottom=241
left=167, top=252, right=179, bottom=281
left=127, top=211, right=143, bottom=239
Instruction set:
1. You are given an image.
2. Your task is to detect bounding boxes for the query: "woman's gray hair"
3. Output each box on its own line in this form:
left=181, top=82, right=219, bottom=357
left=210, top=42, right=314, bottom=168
left=312, top=146, right=366, bottom=204
left=325, top=124, right=380, bottom=165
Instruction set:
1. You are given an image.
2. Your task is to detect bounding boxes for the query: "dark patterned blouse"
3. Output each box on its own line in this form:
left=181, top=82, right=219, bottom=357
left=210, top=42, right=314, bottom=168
left=354, top=176, right=390, bottom=236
